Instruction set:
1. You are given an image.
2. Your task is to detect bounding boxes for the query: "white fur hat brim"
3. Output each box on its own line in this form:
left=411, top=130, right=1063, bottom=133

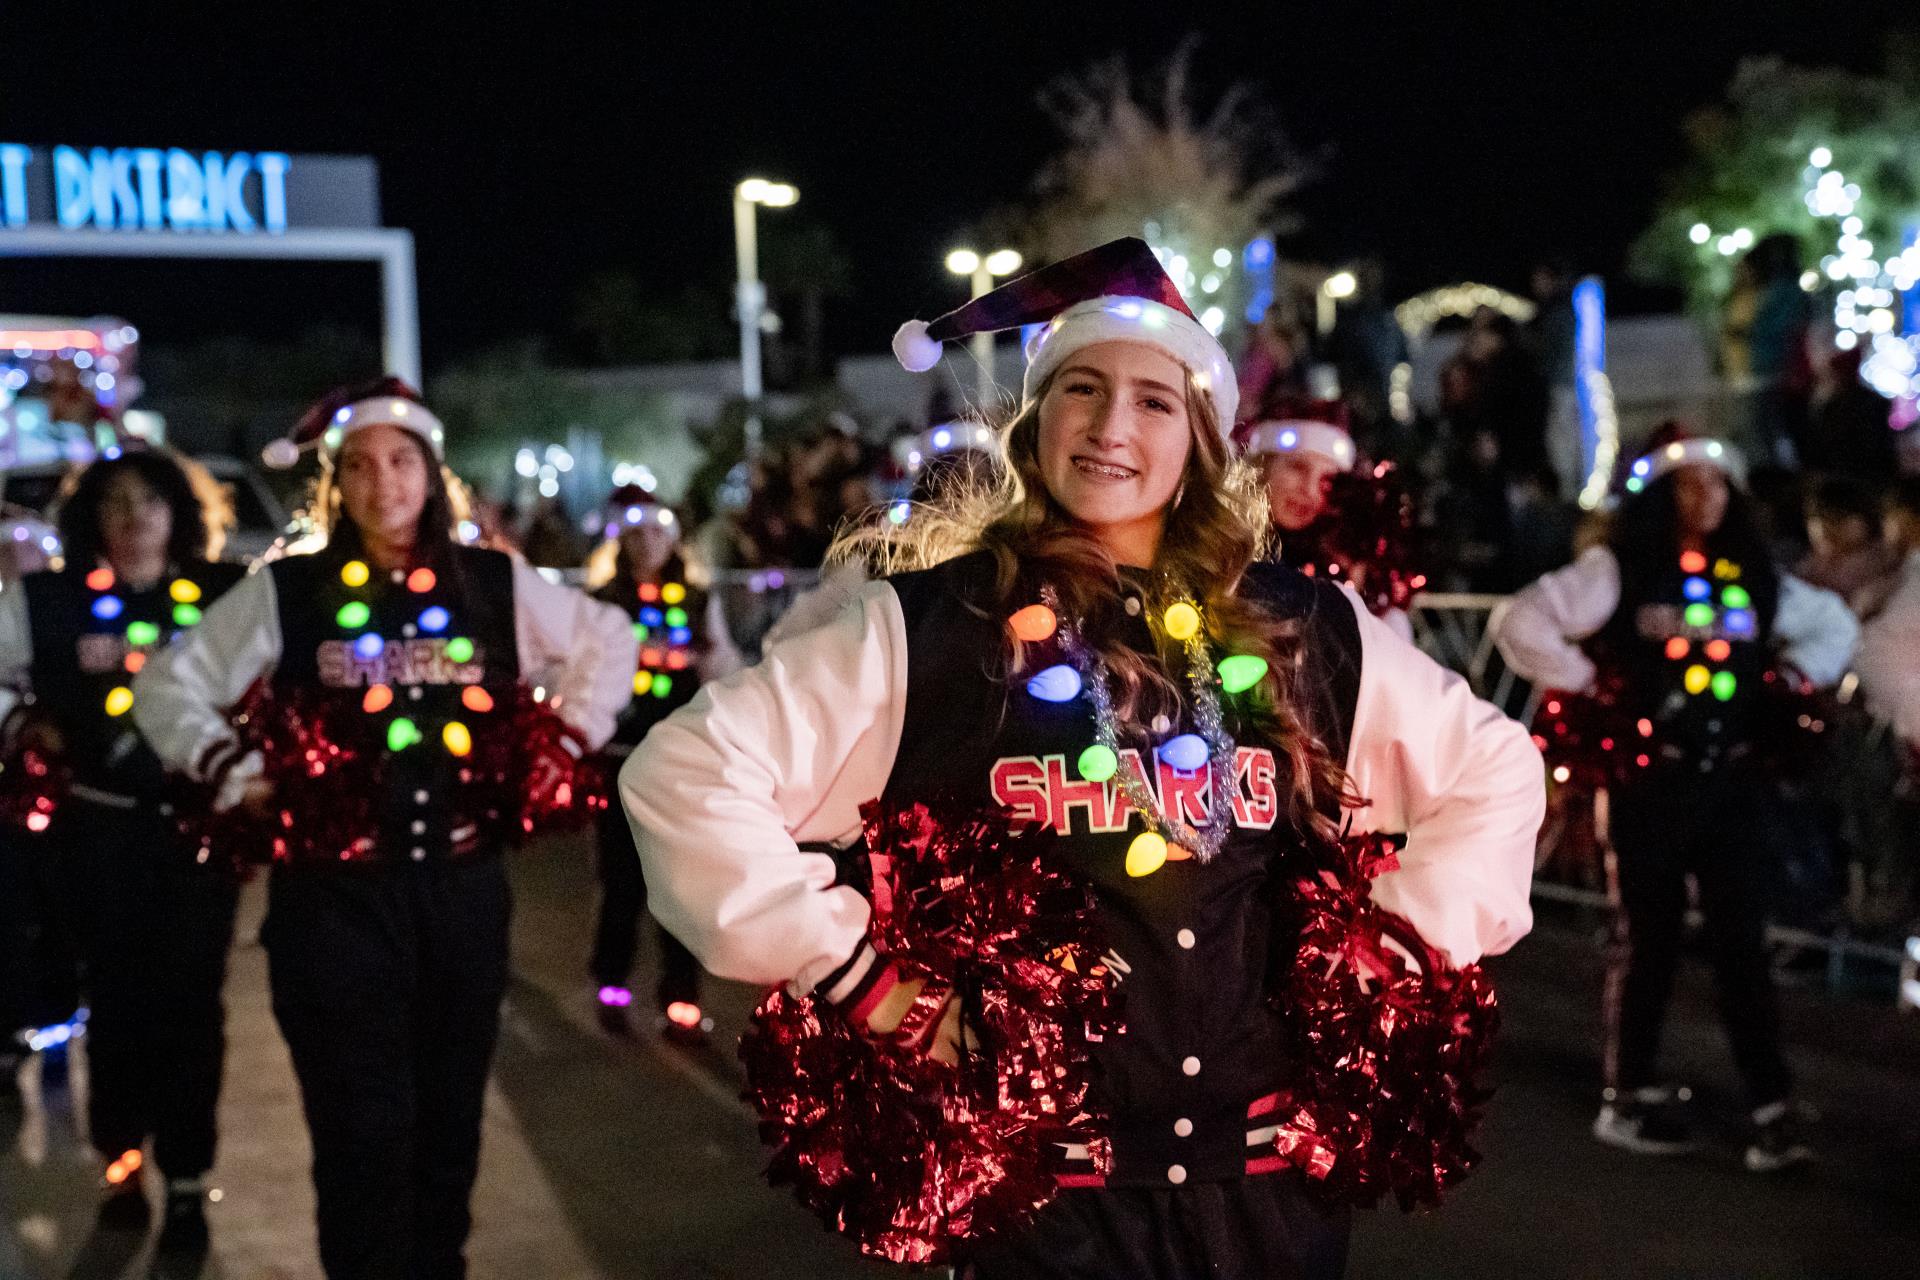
left=1021, top=297, right=1238, bottom=434
left=1241, top=420, right=1356, bottom=469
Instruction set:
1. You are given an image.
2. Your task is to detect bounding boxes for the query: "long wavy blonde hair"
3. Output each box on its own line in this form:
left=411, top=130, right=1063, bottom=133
left=831, top=365, right=1353, bottom=839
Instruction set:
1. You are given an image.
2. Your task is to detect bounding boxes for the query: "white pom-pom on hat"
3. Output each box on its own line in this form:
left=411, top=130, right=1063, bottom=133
left=260, top=438, right=302, bottom=470
left=891, top=319, right=944, bottom=373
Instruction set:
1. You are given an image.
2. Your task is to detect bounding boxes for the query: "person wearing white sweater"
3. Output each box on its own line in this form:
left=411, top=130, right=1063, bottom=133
left=1495, top=427, right=1857, bottom=1174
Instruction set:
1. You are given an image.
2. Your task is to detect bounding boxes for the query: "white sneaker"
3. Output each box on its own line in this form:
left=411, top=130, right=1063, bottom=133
left=1744, top=1100, right=1815, bottom=1173
left=1592, top=1085, right=1704, bottom=1156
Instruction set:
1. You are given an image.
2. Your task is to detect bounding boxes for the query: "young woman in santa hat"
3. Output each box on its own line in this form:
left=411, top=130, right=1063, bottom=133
left=132, top=379, right=635, bottom=1279
left=624, top=240, right=1543, bottom=1276
left=583, top=485, right=740, bottom=1041
left=1494, top=424, right=1856, bottom=1173
left=0, top=448, right=245, bottom=1252
left=1240, top=399, right=1416, bottom=638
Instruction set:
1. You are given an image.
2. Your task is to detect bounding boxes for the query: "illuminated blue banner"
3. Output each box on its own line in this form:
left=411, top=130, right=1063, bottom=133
left=0, top=145, right=379, bottom=234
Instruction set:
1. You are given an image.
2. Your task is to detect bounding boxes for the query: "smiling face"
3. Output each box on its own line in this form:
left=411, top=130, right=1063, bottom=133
left=1262, top=450, right=1344, bottom=531
left=1035, top=341, right=1195, bottom=566
left=336, top=422, right=433, bottom=551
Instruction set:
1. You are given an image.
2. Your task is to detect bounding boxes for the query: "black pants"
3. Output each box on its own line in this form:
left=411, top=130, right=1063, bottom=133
left=265, top=855, right=510, bottom=1280
left=589, top=802, right=698, bottom=1007
left=60, top=797, right=238, bottom=1176
left=960, top=1175, right=1351, bottom=1280
left=1605, top=764, right=1792, bottom=1107
left=1, top=821, right=81, bottom=1041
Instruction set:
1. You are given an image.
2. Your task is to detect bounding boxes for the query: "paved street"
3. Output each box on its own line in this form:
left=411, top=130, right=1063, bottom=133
left=5, top=832, right=1917, bottom=1279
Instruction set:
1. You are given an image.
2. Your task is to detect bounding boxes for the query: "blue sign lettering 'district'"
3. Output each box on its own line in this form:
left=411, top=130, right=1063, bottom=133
left=26, top=145, right=291, bottom=233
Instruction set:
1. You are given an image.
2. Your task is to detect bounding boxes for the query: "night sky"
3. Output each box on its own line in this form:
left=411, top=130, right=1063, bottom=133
left=4, top=0, right=1916, bottom=374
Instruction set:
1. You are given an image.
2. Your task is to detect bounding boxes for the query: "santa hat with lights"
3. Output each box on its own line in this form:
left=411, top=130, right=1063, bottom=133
left=891, top=237, right=1239, bottom=431
left=599, top=483, right=679, bottom=540
left=261, top=376, right=446, bottom=470
left=1237, top=397, right=1357, bottom=470
left=1623, top=420, right=1746, bottom=496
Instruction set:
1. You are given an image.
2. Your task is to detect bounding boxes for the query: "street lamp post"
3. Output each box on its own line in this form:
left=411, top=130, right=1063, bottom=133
left=734, top=177, right=798, bottom=456
left=945, top=247, right=1023, bottom=411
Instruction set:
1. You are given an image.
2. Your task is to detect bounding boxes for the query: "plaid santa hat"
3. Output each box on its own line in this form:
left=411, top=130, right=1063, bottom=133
left=891, top=237, right=1238, bottom=431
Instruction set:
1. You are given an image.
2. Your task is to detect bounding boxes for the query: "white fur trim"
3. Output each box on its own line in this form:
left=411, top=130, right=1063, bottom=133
left=1630, top=437, right=1745, bottom=488
left=259, top=437, right=303, bottom=470
left=1242, top=420, right=1356, bottom=469
left=891, top=319, right=944, bottom=373
left=1021, top=297, right=1238, bottom=433
left=325, top=396, right=446, bottom=458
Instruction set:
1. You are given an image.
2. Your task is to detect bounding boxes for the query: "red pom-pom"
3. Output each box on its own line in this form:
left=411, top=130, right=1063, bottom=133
left=1316, top=464, right=1423, bottom=616
left=1528, top=677, right=1643, bottom=790
left=739, top=802, right=1118, bottom=1264
left=1265, top=829, right=1501, bottom=1210
left=0, top=736, right=69, bottom=833
left=179, top=681, right=600, bottom=872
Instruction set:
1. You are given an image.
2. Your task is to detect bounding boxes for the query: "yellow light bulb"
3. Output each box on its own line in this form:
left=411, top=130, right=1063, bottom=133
left=1125, top=831, right=1169, bottom=877
left=1162, top=602, right=1201, bottom=640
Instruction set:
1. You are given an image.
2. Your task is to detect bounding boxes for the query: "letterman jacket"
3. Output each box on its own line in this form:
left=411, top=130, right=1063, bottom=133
left=1493, top=546, right=1857, bottom=697
left=625, top=551, right=1542, bottom=1189
left=0, top=562, right=247, bottom=801
left=131, top=548, right=634, bottom=827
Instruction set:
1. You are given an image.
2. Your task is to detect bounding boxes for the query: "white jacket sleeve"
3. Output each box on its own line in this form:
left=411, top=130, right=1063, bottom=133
left=0, top=584, right=31, bottom=727
left=697, top=591, right=745, bottom=684
left=1773, top=574, right=1858, bottom=689
left=511, top=558, right=637, bottom=751
left=1855, top=560, right=1920, bottom=745
left=1345, top=591, right=1545, bottom=966
left=761, top=560, right=872, bottom=650
left=1491, top=545, right=1621, bottom=693
left=622, top=579, right=904, bottom=991
left=131, top=568, right=282, bottom=780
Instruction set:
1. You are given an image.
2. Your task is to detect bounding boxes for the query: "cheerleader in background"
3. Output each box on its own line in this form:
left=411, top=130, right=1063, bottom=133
left=0, top=449, right=245, bottom=1252
left=132, top=380, right=633, bottom=1279
left=1239, top=400, right=1418, bottom=639
left=584, top=484, right=741, bottom=1041
left=1495, top=425, right=1855, bottom=1172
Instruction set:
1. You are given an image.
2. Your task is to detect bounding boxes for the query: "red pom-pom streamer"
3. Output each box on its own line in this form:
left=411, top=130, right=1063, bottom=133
left=1527, top=677, right=1646, bottom=790
left=1314, top=463, right=1424, bottom=616
left=738, top=802, right=1118, bottom=1264
left=1530, top=664, right=1827, bottom=790
left=180, top=681, right=600, bottom=872
left=1265, top=829, right=1500, bottom=1210
left=0, top=738, right=68, bottom=833
left=474, top=687, right=606, bottom=837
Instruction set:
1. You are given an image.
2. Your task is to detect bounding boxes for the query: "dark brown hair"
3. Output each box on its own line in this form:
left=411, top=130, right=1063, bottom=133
left=57, top=448, right=217, bottom=572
